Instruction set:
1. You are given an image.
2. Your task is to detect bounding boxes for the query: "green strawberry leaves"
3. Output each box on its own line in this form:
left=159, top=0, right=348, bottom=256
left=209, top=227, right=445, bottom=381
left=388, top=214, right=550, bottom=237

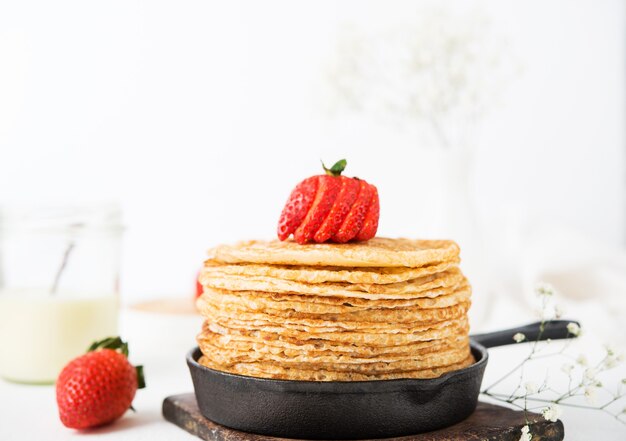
left=87, top=336, right=146, bottom=389
left=136, top=365, right=146, bottom=389
left=322, top=159, right=347, bottom=176
left=88, top=337, right=129, bottom=356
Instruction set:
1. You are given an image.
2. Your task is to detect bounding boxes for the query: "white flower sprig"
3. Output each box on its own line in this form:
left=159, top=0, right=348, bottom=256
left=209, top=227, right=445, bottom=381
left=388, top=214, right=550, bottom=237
left=326, top=7, right=515, bottom=150
left=541, top=404, right=562, bottom=423
left=481, top=282, right=626, bottom=440
left=513, top=333, right=526, bottom=343
left=567, top=322, right=581, bottom=337
left=519, top=424, right=532, bottom=441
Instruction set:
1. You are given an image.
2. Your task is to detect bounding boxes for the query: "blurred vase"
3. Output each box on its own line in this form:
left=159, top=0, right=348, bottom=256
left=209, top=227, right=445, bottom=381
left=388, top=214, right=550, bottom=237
left=0, top=204, right=123, bottom=384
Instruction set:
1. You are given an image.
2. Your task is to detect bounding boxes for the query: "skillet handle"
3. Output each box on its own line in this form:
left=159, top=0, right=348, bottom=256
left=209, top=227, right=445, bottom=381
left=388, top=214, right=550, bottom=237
left=471, top=320, right=581, bottom=349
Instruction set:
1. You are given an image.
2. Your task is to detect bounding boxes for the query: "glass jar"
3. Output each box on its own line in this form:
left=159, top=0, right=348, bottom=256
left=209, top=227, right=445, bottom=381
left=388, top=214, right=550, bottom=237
left=0, top=204, right=123, bottom=384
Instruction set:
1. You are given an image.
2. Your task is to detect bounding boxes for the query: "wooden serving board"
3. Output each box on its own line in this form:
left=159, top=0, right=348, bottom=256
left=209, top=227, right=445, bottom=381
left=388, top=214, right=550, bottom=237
left=163, top=393, right=564, bottom=441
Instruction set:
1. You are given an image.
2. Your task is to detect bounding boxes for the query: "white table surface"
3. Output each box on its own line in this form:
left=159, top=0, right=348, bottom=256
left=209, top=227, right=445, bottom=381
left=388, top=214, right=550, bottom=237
left=1, top=303, right=625, bottom=440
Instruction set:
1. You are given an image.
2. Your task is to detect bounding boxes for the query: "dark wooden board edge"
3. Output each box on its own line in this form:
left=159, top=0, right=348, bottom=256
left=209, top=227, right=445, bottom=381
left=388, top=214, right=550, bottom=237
left=163, top=393, right=564, bottom=441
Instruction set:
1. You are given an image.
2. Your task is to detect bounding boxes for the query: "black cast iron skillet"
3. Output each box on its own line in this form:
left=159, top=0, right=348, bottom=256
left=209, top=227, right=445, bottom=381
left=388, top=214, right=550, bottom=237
left=187, top=320, right=579, bottom=440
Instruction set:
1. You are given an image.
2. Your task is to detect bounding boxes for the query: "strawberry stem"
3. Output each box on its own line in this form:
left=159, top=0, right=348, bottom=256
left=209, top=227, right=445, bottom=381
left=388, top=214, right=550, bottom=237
left=136, top=365, right=146, bottom=389
left=322, top=159, right=347, bottom=176
left=88, top=336, right=129, bottom=356
left=87, top=337, right=147, bottom=390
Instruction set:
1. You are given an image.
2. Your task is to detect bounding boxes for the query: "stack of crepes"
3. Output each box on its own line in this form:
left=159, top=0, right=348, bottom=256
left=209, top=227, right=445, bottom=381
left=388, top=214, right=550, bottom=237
left=196, top=238, right=473, bottom=381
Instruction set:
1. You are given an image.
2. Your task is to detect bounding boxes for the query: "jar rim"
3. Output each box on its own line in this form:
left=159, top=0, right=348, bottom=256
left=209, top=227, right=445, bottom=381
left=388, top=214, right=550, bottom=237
left=0, top=203, right=124, bottom=232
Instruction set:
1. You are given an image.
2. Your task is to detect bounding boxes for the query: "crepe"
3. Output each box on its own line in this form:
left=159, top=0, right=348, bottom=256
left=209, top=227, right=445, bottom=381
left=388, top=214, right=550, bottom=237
left=199, top=284, right=471, bottom=314
left=202, top=258, right=460, bottom=284
left=204, top=317, right=469, bottom=346
left=198, top=354, right=475, bottom=381
left=208, top=238, right=460, bottom=268
left=203, top=346, right=469, bottom=370
left=198, top=299, right=470, bottom=327
left=199, top=268, right=465, bottom=300
left=200, top=331, right=468, bottom=356
left=199, top=329, right=468, bottom=356
left=202, top=306, right=468, bottom=334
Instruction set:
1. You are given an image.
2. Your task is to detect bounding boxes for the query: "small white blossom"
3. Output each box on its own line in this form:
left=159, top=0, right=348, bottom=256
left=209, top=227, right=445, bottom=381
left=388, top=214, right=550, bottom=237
left=576, top=354, right=588, bottom=367
left=541, top=404, right=562, bottom=422
left=566, top=322, right=581, bottom=337
left=519, top=424, right=532, bottom=441
left=603, top=345, right=623, bottom=368
left=561, top=363, right=574, bottom=375
left=584, top=386, right=598, bottom=404
left=606, top=356, right=620, bottom=369
left=513, top=333, right=526, bottom=343
left=605, top=344, right=617, bottom=357
left=535, top=282, right=556, bottom=297
left=328, top=11, right=509, bottom=149
left=554, top=304, right=564, bottom=319
left=524, top=382, right=538, bottom=395
left=584, top=368, right=599, bottom=382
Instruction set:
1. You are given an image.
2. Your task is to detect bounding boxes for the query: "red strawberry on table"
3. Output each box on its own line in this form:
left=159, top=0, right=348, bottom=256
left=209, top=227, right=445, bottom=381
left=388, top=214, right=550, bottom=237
left=56, top=337, right=146, bottom=430
left=277, top=159, right=379, bottom=244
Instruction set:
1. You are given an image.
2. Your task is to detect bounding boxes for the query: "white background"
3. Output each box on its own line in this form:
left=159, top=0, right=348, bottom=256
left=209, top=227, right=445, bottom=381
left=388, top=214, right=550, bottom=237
left=0, top=0, right=624, bottom=303
left=0, top=2, right=625, bottom=439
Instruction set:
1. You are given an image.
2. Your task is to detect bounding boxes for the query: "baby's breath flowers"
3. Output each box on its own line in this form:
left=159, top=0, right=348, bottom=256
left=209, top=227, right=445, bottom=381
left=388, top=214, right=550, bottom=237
left=513, top=333, right=526, bottom=343
left=541, top=404, right=562, bottom=423
left=584, top=386, right=598, bottom=405
left=535, top=282, right=555, bottom=297
left=567, top=322, right=581, bottom=337
left=605, top=345, right=624, bottom=369
left=524, top=382, right=538, bottom=395
left=482, top=282, right=626, bottom=439
left=327, top=8, right=514, bottom=150
left=519, top=424, right=532, bottom=441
